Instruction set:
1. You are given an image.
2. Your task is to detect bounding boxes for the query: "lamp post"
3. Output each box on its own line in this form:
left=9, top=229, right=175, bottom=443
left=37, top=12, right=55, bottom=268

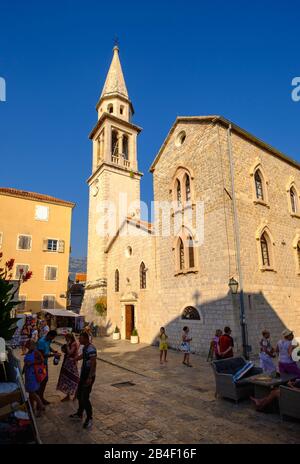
left=228, top=277, right=239, bottom=295
left=228, top=277, right=249, bottom=359
left=227, top=124, right=250, bottom=360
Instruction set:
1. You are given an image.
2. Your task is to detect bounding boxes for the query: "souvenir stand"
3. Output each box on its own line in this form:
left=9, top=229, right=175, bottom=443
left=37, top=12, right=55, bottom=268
left=40, top=308, right=84, bottom=334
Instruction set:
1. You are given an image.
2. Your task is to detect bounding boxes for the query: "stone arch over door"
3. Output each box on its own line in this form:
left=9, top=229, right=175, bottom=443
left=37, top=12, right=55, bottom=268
left=120, top=290, right=138, bottom=340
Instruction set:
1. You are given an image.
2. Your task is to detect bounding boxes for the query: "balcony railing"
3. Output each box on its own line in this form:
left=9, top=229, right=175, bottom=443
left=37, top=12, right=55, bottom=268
left=111, top=154, right=130, bottom=168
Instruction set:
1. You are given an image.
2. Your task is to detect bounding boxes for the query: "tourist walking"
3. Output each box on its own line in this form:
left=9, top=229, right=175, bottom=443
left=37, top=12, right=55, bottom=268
left=69, top=331, right=97, bottom=429
left=20, top=322, right=31, bottom=355
left=212, top=329, right=222, bottom=360
left=158, top=327, right=168, bottom=364
left=31, top=324, right=39, bottom=343
left=57, top=333, right=80, bottom=401
left=276, top=329, right=300, bottom=376
left=39, top=319, right=50, bottom=339
left=36, top=330, right=60, bottom=405
left=219, top=326, right=234, bottom=359
left=181, top=326, right=192, bottom=367
left=259, top=329, right=276, bottom=374
left=83, top=324, right=93, bottom=343
left=23, top=340, right=46, bottom=417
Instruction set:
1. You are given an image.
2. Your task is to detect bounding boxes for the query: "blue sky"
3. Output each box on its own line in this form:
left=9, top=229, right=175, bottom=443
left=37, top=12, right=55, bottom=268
left=1, top=0, right=300, bottom=257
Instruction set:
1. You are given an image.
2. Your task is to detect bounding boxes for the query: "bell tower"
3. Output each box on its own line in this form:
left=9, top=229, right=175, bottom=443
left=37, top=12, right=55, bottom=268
left=81, top=46, right=143, bottom=320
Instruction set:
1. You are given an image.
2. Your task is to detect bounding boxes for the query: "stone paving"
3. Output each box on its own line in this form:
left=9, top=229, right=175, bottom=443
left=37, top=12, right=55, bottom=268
left=35, top=337, right=300, bottom=444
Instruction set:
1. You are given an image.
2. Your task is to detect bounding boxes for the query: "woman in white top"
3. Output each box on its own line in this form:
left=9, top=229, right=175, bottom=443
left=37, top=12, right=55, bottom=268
left=276, top=329, right=300, bottom=376
left=31, top=325, right=39, bottom=343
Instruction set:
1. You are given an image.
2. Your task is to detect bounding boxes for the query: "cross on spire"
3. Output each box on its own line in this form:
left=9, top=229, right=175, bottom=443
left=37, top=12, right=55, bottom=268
left=114, top=35, right=119, bottom=50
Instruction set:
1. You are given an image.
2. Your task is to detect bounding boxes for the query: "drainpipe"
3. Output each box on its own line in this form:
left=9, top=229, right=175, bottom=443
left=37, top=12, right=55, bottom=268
left=227, top=124, right=249, bottom=359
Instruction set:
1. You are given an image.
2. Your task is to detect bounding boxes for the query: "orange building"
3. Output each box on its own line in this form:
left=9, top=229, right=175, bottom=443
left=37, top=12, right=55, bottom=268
left=0, top=188, right=75, bottom=313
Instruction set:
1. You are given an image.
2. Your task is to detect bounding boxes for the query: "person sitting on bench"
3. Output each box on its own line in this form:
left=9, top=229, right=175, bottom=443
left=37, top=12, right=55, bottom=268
left=250, top=379, right=300, bottom=411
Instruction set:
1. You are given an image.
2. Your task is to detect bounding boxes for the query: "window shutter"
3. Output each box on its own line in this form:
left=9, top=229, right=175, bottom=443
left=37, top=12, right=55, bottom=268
left=58, top=240, right=65, bottom=253
left=43, top=239, right=48, bottom=251
left=49, top=267, right=57, bottom=280
left=18, top=235, right=31, bottom=250
left=45, top=266, right=57, bottom=280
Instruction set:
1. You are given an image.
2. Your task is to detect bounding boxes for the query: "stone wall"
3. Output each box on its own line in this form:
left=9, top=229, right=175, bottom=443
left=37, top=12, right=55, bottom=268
left=152, top=119, right=300, bottom=354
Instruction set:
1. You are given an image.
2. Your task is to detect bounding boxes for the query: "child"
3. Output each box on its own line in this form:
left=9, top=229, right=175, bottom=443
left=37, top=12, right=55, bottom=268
left=23, top=340, right=45, bottom=417
left=259, top=330, right=276, bottom=374
left=158, top=327, right=168, bottom=364
left=181, top=326, right=192, bottom=367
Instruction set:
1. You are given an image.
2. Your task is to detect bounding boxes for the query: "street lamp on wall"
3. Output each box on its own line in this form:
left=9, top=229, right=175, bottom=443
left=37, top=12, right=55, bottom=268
left=228, top=277, right=239, bottom=295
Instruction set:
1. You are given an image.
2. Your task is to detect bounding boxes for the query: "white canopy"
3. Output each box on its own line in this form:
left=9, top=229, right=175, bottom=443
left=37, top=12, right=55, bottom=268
left=41, top=308, right=80, bottom=318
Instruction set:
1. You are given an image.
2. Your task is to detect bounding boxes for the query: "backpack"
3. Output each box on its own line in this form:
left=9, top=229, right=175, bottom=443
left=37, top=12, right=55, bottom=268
left=33, top=350, right=47, bottom=383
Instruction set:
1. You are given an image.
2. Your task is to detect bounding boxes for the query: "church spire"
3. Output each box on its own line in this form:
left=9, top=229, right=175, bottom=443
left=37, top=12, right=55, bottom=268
left=96, top=45, right=134, bottom=121
left=100, top=46, right=129, bottom=100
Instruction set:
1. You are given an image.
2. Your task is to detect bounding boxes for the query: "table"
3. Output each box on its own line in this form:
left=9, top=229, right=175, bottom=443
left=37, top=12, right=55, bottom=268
left=246, top=373, right=298, bottom=412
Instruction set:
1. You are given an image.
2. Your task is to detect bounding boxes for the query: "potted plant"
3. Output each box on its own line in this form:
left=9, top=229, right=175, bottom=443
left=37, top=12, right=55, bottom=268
left=113, top=325, right=120, bottom=340
left=130, top=327, right=139, bottom=344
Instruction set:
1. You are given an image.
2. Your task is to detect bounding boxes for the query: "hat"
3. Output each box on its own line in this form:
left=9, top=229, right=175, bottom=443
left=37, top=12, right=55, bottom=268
left=282, top=329, right=293, bottom=338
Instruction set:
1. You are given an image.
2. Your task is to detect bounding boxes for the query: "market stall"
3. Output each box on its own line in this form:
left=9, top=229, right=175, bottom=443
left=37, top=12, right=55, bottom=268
left=39, top=309, right=85, bottom=334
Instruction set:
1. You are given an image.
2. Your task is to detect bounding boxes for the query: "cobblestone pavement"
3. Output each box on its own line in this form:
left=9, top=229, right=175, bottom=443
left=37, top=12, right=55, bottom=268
left=35, top=337, right=300, bottom=444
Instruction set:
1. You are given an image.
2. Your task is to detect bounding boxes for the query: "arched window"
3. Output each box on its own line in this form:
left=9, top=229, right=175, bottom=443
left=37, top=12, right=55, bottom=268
left=176, top=179, right=182, bottom=206
left=179, top=238, right=185, bottom=270
left=297, top=242, right=300, bottom=270
left=185, top=174, right=191, bottom=202
left=182, top=306, right=200, bottom=320
left=188, top=236, right=195, bottom=268
left=140, top=262, right=146, bottom=289
left=111, top=130, right=119, bottom=157
left=254, top=170, right=264, bottom=200
left=260, top=233, right=270, bottom=267
left=115, top=269, right=119, bottom=292
left=290, top=187, right=298, bottom=214
left=120, top=105, right=124, bottom=115
left=107, top=104, right=113, bottom=114
left=123, top=135, right=129, bottom=160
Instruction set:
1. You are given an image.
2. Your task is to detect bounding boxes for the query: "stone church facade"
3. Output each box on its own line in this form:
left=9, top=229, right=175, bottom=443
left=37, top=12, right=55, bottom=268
left=82, top=47, right=300, bottom=355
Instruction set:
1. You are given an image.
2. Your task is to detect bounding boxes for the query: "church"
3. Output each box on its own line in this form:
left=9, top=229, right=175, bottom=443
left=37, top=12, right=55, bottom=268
left=81, top=46, right=300, bottom=355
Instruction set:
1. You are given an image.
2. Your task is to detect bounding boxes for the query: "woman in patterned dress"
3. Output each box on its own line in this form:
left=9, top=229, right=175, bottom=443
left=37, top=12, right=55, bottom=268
left=56, top=333, right=80, bottom=401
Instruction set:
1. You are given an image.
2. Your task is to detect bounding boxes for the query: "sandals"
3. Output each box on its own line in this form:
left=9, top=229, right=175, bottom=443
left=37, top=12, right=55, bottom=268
left=182, top=361, right=192, bottom=367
